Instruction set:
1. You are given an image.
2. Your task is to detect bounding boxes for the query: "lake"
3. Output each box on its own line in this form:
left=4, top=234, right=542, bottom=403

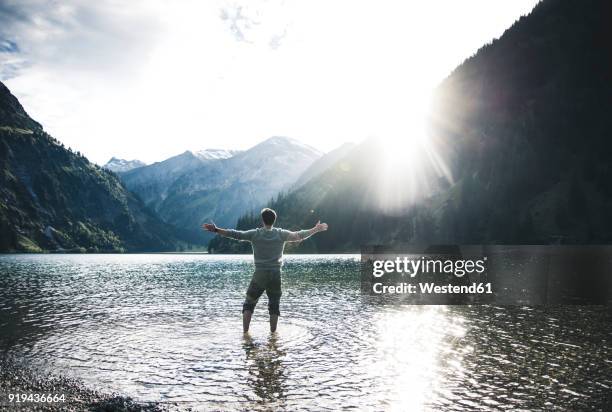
left=0, top=254, right=609, bottom=410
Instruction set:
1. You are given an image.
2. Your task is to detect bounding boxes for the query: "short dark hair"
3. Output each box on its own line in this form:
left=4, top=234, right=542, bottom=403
left=261, top=208, right=277, bottom=226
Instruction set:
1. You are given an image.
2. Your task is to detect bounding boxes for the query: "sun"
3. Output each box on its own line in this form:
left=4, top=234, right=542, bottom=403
left=373, top=91, right=453, bottom=213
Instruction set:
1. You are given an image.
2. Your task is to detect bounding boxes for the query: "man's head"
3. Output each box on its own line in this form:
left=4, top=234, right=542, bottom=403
left=261, top=208, right=277, bottom=227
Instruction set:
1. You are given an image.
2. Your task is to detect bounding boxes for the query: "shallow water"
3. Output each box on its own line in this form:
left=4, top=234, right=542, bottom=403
left=0, top=254, right=610, bottom=410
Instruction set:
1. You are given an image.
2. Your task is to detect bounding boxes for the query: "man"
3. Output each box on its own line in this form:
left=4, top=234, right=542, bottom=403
left=202, top=208, right=328, bottom=333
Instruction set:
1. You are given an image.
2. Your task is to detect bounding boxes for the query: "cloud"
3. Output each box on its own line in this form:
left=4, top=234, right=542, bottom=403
left=0, top=0, right=540, bottom=165
left=269, top=29, right=287, bottom=50
left=0, top=0, right=163, bottom=82
left=218, top=0, right=290, bottom=50
left=219, top=5, right=257, bottom=43
left=0, top=39, right=19, bottom=53
left=0, top=39, right=25, bottom=79
left=0, top=0, right=167, bottom=160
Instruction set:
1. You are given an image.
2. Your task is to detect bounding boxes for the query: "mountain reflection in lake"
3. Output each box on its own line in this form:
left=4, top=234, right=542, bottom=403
left=0, top=254, right=609, bottom=410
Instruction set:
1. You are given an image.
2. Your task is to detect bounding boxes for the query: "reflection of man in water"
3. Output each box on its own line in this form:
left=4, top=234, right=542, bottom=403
left=243, top=334, right=286, bottom=402
left=203, top=208, right=328, bottom=333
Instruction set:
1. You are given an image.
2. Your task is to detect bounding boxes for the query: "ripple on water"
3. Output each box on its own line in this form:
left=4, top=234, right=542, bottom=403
left=0, top=254, right=610, bottom=410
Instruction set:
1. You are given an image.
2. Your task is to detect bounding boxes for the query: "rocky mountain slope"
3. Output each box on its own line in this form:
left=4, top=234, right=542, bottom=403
left=120, top=149, right=239, bottom=212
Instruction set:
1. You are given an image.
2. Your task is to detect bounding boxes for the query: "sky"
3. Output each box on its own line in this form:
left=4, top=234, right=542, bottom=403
left=0, top=0, right=540, bottom=165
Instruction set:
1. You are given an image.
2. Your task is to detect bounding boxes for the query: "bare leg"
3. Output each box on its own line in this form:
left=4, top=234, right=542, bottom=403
left=243, top=310, right=253, bottom=333
left=269, top=314, right=278, bottom=333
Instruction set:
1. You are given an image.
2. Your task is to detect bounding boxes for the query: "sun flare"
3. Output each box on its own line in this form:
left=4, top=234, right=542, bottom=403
left=374, top=92, right=453, bottom=213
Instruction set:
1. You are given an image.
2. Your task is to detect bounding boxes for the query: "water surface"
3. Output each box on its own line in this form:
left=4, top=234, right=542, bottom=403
left=0, top=254, right=609, bottom=410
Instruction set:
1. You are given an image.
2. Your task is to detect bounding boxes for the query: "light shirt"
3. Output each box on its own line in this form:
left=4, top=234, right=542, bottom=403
left=224, top=227, right=298, bottom=269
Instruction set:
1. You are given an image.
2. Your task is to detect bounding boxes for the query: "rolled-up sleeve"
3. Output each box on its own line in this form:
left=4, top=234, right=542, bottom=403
left=224, top=229, right=257, bottom=241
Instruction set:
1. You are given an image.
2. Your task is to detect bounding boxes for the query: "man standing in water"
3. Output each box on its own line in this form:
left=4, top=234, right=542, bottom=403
left=202, top=208, right=328, bottom=333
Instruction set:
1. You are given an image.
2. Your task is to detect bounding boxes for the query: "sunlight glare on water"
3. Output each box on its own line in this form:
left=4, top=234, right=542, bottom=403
left=370, top=307, right=467, bottom=410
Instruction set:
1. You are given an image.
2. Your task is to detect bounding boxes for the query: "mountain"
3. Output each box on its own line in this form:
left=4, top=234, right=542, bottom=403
left=103, top=157, right=146, bottom=173
left=210, top=0, right=612, bottom=253
left=120, top=149, right=238, bottom=212
left=0, top=81, right=180, bottom=252
left=208, top=140, right=404, bottom=253
left=292, top=142, right=355, bottom=189
left=193, top=149, right=240, bottom=161
left=154, top=136, right=321, bottom=241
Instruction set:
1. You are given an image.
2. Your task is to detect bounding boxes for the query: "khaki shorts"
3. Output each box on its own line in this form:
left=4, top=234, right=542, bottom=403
left=242, top=268, right=282, bottom=315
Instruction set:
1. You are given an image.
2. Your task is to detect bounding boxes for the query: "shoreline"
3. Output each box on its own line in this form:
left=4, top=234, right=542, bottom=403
left=0, top=356, right=163, bottom=411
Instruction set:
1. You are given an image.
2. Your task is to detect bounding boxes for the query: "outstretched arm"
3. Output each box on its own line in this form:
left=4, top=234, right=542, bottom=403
left=202, top=223, right=254, bottom=241
left=285, top=221, right=328, bottom=242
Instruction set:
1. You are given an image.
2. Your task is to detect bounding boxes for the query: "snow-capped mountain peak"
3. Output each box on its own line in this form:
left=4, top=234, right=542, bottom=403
left=193, top=149, right=241, bottom=161
left=103, top=157, right=146, bottom=173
